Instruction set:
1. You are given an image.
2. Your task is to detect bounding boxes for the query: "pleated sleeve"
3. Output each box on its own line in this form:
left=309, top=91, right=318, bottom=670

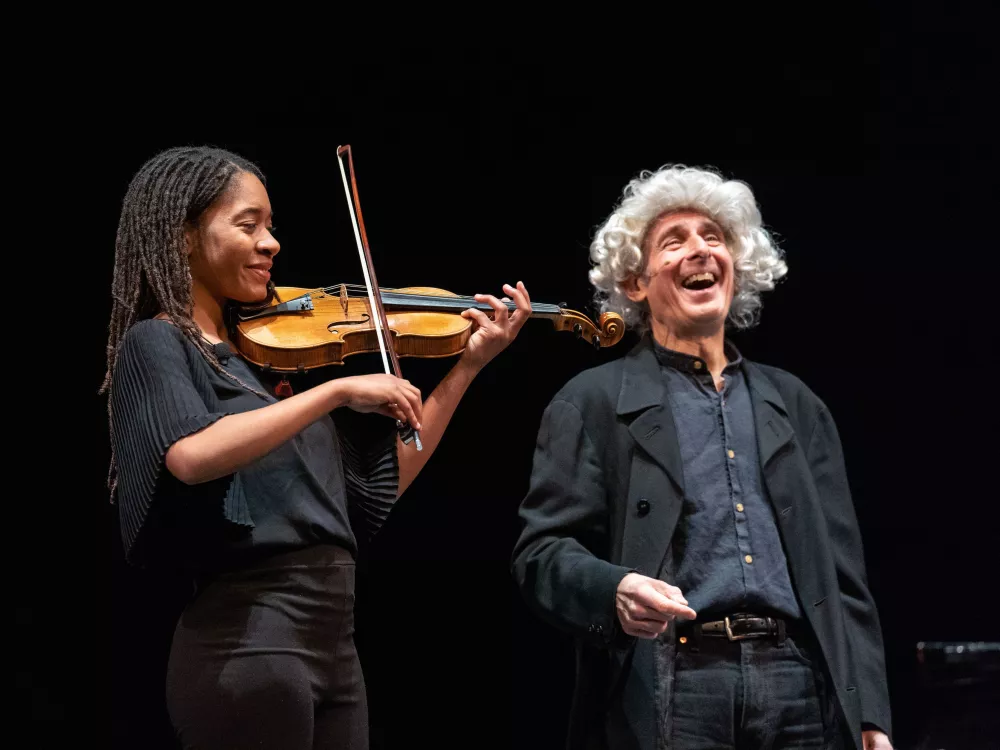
left=110, top=320, right=253, bottom=565
left=333, top=410, right=400, bottom=551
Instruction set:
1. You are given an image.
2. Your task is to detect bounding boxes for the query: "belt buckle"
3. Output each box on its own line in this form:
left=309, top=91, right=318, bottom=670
left=723, top=616, right=749, bottom=641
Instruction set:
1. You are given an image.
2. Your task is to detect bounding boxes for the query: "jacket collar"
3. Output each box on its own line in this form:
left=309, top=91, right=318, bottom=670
left=615, top=336, right=796, bottom=487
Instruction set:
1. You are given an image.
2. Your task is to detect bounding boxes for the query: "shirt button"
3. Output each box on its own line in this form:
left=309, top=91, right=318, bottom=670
left=736, top=503, right=745, bottom=512
left=745, top=554, right=753, bottom=564
left=694, top=361, right=703, bottom=369
left=727, top=449, right=735, bottom=459
left=636, top=499, right=651, bottom=517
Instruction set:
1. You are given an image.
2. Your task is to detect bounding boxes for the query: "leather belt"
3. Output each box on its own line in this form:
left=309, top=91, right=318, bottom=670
left=677, top=613, right=791, bottom=644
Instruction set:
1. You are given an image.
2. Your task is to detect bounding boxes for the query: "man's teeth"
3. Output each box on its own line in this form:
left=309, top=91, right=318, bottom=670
left=682, top=272, right=716, bottom=289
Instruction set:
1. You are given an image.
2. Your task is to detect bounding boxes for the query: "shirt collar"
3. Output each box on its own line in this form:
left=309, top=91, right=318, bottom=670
left=652, top=338, right=743, bottom=376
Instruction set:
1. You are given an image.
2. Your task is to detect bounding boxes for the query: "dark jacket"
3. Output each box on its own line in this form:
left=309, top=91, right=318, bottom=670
left=511, top=338, right=890, bottom=749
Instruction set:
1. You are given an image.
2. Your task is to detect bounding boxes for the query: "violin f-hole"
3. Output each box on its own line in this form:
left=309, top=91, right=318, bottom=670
left=328, top=313, right=371, bottom=328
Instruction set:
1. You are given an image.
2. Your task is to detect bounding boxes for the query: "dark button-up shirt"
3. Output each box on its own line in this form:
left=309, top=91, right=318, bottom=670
left=653, top=340, right=802, bottom=620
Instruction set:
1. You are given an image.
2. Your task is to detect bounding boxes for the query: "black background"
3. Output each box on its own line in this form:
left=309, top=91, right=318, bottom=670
left=18, top=12, right=996, bottom=749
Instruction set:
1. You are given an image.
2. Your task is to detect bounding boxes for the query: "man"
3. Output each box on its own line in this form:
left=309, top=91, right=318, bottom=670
left=511, top=165, right=891, bottom=749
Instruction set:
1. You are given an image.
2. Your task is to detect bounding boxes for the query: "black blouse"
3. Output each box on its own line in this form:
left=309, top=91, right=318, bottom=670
left=111, top=319, right=398, bottom=571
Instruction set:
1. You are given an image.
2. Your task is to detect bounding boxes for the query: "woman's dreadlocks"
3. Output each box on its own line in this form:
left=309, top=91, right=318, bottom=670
left=100, top=146, right=277, bottom=498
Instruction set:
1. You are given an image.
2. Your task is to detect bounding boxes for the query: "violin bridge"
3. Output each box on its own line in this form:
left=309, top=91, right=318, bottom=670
left=339, top=283, right=349, bottom=315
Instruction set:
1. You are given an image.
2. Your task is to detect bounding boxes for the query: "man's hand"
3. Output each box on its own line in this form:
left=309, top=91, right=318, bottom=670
left=615, top=572, right=696, bottom=638
left=863, top=730, right=892, bottom=750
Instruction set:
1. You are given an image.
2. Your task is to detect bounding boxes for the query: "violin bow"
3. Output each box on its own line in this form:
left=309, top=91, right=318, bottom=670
left=336, top=145, right=422, bottom=451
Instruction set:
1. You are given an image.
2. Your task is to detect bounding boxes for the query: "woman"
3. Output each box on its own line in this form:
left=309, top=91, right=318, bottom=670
left=102, top=145, right=531, bottom=749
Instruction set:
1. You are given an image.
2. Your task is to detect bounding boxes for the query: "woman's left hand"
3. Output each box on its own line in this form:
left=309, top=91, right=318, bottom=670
left=459, top=281, right=531, bottom=371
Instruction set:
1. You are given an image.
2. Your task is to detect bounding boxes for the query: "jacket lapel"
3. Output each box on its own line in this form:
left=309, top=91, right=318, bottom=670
left=744, top=361, right=796, bottom=468
left=617, top=342, right=685, bottom=494
left=615, top=341, right=686, bottom=579
left=742, top=360, right=834, bottom=630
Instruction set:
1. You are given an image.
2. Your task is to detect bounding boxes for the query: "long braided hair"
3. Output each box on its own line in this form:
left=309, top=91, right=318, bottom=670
left=100, top=146, right=276, bottom=498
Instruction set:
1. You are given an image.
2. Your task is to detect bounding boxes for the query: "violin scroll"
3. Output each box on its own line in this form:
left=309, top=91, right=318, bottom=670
left=543, top=307, right=625, bottom=349
left=598, top=312, right=625, bottom=346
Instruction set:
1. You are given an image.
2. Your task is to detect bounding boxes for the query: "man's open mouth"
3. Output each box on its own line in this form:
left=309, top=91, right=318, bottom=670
left=681, top=272, right=717, bottom=291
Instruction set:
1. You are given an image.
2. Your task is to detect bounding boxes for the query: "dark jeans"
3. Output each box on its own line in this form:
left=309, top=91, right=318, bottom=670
left=672, top=632, right=844, bottom=749
left=165, top=545, right=366, bottom=750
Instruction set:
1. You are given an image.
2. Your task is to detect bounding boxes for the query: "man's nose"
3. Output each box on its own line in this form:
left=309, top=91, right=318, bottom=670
left=687, top=237, right=711, bottom=258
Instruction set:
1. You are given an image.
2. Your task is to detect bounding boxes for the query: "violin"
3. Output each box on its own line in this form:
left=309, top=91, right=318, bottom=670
left=233, top=283, right=624, bottom=373
left=230, top=145, right=624, bottom=449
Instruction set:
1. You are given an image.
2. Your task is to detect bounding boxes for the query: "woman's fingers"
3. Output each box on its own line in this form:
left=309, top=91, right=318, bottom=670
left=396, top=383, right=423, bottom=430
left=504, top=282, right=531, bottom=330
left=461, top=307, right=493, bottom=328
left=478, top=294, right=509, bottom=327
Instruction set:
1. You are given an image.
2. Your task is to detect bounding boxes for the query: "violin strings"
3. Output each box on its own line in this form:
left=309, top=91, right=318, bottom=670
left=314, top=284, right=488, bottom=305
left=295, top=285, right=562, bottom=313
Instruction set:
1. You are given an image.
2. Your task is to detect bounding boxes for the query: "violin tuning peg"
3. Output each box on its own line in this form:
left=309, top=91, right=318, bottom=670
left=559, top=301, right=568, bottom=309
left=573, top=323, right=583, bottom=338
left=592, top=335, right=601, bottom=349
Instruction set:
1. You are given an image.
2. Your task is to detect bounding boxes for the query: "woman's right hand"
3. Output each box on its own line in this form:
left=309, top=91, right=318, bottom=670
left=166, top=373, right=421, bottom=486
left=335, top=374, right=423, bottom=430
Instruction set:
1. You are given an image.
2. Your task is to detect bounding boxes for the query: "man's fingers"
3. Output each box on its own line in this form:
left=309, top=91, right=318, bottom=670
left=633, top=584, right=683, bottom=610
left=633, top=588, right=696, bottom=620
left=650, top=579, right=688, bottom=604
left=662, top=600, right=697, bottom=620
left=622, top=621, right=661, bottom=638
left=628, top=614, right=673, bottom=632
left=622, top=617, right=671, bottom=639
left=626, top=600, right=672, bottom=623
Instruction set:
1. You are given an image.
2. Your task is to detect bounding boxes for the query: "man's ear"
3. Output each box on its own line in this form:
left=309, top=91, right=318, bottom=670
left=623, top=273, right=648, bottom=304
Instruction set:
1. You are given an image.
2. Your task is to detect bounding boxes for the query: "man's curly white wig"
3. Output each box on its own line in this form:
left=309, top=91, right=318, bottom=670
left=589, top=165, right=787, bottom=331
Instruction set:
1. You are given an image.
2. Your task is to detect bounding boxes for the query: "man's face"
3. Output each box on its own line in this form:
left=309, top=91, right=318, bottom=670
left=626, top=210, right=735, bottom=338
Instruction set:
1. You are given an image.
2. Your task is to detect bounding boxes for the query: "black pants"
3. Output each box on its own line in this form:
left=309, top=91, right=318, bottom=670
left=672, top=632, right=845, bottom=749
left=165, top=545, right=366, bottom=750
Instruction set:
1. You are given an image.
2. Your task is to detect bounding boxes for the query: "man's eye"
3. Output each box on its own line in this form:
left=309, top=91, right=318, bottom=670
left=242, top=223, right=257, bottom=232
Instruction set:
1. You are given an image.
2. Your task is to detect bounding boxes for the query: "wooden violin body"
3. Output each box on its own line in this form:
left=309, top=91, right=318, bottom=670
left=234, top=285, right=625, bottom=373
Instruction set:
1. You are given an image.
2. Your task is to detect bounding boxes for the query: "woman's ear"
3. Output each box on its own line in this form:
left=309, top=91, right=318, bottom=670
left=183, top=223, right=198, bottom=257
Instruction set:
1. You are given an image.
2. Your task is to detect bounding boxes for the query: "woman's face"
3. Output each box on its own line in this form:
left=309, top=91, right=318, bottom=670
left=186, top=171, right=280, bottom=304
